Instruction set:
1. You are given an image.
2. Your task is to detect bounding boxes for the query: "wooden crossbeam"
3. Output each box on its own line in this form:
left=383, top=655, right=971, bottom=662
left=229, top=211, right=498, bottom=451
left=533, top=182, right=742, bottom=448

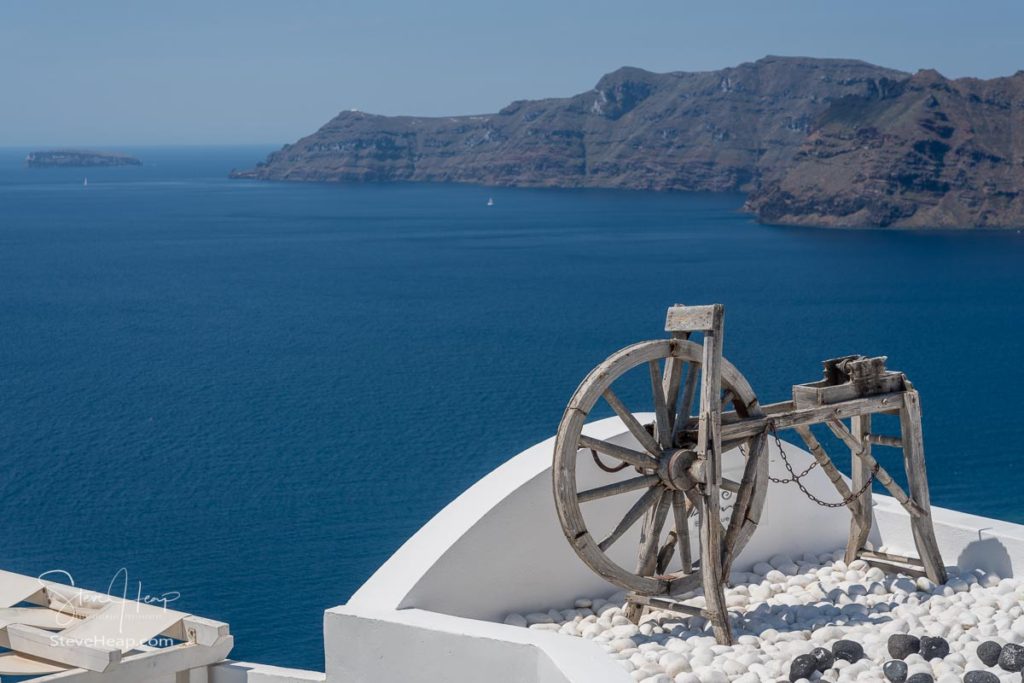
left=711, top=392, right=907, bottom=441
left=626, top=592, right=709, bottom=619
left=867, top=434, right=903, bottom=448
left=825, top=418, right=926, bottom=518
left=859, top=549, right=924, bottom=567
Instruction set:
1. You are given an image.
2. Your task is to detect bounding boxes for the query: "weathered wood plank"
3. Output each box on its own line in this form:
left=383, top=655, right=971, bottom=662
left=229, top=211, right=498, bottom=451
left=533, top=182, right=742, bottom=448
left=715, top=392, right=908, bottom=441
left=672, top=490, right=692, bottom=573
left=665, top=305, right=719, bottom=333
left=636, top=489, right=671, bottom=577
left=649, top=360, right=672, bottom=448
left=721, top=430, right=765, bottom=576
left=624, top=488, right=670, bottom=622
left=792, top=425, right=863, bottom=519
left=673, top=361, right=700, bottom=442
left=862, top=558, right=928, bottom=579
left=695, top=306, right=732, bottom=644
left=867, top=434, right=903, bottom=448
left=846, top=414, right=873, bottom=563
left=859, top=549, right=923, bottom=566
left=662, top=356, right=684, bottom=437
left=900, top=390, right=947, bottom=584
left=825, top=418, right=926, bottom=518
left=626, top=593, right=708, bottom=618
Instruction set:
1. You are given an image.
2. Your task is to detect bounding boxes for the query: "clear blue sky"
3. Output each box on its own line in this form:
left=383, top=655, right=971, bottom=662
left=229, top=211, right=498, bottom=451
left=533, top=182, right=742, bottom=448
left=2, top=0, right=1022, bottom=146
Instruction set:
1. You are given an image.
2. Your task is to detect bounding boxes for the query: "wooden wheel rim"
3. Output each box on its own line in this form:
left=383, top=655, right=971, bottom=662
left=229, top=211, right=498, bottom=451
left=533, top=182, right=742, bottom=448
left=553, top=338, right=767, bottom=595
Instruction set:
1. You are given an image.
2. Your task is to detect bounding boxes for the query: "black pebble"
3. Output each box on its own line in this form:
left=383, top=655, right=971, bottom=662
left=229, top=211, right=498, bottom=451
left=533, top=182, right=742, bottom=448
left=883, top=659, right=908, bottom=683
left=920, top=635, right=950, bottom=661
left=906, top=674, right=933, bottom=683
left=888, top=634, right=921, bottom=660
left=1000, top=643, right=1024, bottom=672
left=964, top=671, right=1000, bottom=683
left=810, top=647, right=835, bottom=672
left=832, top=639, right=865, bottom=663
left=977, top=640, right=1002, bottom=668
left=789, top=653, right=818, bottom=682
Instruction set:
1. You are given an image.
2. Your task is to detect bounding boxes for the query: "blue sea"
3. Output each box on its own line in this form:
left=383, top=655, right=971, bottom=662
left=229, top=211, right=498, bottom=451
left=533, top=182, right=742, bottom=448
left=0, top=146, right=1021, bottom=670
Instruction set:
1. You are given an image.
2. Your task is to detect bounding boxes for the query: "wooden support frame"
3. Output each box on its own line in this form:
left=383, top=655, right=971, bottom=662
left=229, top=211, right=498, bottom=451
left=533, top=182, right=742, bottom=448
left=554, top=305, right=947, bottom=647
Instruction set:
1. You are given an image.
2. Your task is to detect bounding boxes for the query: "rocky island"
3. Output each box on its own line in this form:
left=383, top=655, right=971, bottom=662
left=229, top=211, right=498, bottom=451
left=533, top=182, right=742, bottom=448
left=26, top=149, right=142, bottom=168
left=233, top=56, right=1024, bottom=229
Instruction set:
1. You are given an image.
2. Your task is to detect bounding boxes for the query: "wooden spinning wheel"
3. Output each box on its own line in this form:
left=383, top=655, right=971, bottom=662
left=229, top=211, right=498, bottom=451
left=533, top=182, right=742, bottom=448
left=553, top=305, right=763, bottom=642
left=553, top=304, right=946, bottom=645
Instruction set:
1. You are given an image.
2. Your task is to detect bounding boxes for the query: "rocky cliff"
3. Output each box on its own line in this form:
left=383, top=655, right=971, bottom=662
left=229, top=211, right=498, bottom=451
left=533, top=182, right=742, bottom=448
left=745, top=70, right=1024, bottom=228
left=233, top=56, right=1024, bottom=228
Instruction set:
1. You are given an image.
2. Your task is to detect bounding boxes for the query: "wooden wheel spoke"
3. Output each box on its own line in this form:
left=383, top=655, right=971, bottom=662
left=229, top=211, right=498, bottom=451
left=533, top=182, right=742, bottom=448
left=598, top=486, right=663, bottom=552
left=602, top=388, right=662, bottom=456
left=673, top=362, right=700, bottom=442
left=649, top=360, right=672, bottom=448
left=672, top=490, right=692, bottom=573
left=662, top=357, right=683, bottom=435
left=579, top=434, right=659, bottom=470
left=578, top=474, right=660, bottom=503
left=636, top=489, right=672, bottom=576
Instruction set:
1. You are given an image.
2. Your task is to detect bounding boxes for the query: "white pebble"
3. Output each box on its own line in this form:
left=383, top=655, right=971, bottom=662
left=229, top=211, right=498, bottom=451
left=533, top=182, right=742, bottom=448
left=523, top=553, right=1024, bottom=683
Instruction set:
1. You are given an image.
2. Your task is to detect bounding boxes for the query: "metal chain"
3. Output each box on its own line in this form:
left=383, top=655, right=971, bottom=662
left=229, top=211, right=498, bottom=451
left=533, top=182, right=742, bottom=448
left=590, top=448, right=629, bottom=473
left=764, top=420, right=878, bottom=508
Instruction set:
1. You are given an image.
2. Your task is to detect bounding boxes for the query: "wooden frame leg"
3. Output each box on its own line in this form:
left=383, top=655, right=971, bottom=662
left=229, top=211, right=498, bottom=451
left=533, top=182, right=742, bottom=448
left=697, top=317, right=732, bottom=644
left=900, top=390, right=947, bottom=584
left=846, top=414, right=873, bottom=563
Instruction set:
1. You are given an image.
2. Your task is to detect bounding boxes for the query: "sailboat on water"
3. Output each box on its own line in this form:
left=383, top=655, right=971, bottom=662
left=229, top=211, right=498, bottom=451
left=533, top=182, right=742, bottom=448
left=486, top=197, right=494, bottom=206
left=83, top=177, right=88, bottom=187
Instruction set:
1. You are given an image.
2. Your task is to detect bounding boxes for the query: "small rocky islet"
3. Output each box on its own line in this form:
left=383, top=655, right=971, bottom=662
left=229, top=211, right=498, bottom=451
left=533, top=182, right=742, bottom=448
left=504, top=549, right=1024, bottom=682
left=25, top=149, right=141, bottom=168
